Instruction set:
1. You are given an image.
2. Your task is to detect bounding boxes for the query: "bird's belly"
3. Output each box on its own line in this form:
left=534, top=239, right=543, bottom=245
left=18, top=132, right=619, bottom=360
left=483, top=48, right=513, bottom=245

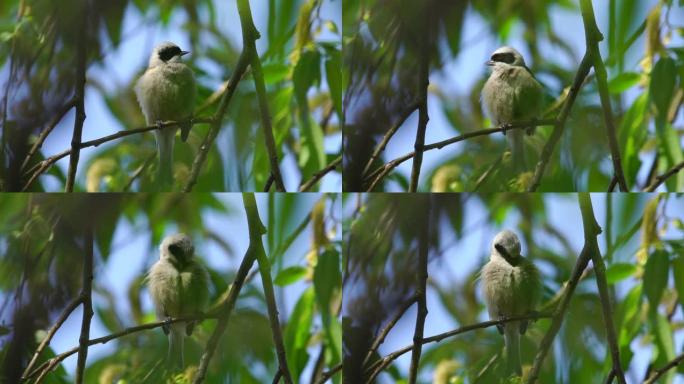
left=482, top=78, right=516, bottom=124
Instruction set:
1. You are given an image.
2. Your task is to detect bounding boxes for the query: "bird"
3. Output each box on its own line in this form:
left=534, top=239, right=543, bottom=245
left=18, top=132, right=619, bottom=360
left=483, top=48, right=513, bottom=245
left=135, top=41, right=196, bottom=190
left=148, top=233, right=209, bottom=369
left=480, top=229, right=541, bottom=376
left=481, top=47, right=543, bottom=172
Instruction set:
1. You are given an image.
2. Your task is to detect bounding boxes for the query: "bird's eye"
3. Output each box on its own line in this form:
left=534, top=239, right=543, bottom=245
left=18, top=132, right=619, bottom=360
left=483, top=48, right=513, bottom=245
left=158, top=46, right=182, bottom=62
left=491, top=52, right=515, bottom=64
left=168, top=244, right=183, bottom=258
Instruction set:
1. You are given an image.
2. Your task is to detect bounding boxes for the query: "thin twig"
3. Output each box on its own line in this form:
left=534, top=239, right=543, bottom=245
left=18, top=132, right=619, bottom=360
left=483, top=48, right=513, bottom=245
left=362, top=101, right=420, bottom=176
left=24, top=315, right=214, bottom=381
left=580, top=0, right=628, bottom=191
left=528, top=53, right=592, bottom=191
left=643, top=160, right=684, bottom=192
left=64, top=3, right=88, bottom=192
left=643, top=353, right=684, bottom=384
left=22, top=118, right=213, bottom=191
left=366, top=120, right=556, bottom=191
left=299, top=156, right=342, bottom=192
left=315, top=364, right=342, bottom=384
left=237, top=0, right=286, bottom=191
left=366, top=313, right=552, bottom=382
left=363, top=295, right=418, bottom=366
left=21, top=98, right=76, bottom=172
left=123, top=153, right=156, bottom=191
left=75, top=229, right=94, bottom=383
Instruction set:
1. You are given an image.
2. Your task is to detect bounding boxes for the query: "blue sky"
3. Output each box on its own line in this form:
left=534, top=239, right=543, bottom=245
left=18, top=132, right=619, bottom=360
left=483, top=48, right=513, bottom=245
left=36, top=0, right=342, bottom=192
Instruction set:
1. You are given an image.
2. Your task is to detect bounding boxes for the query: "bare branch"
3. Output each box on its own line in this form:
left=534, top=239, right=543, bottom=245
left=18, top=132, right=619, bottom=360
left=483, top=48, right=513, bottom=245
left=21, top=98, right=76, bottom=172
left=644, top=353, right=684, bottom=384
left=75, top=229, right=94, bottom=383
left=363, top=295, right=418, bottom=366
left=407, top=197, right=430, bottom=383
left=408, top=34, right=430, bottom=192
left=299, top=156, right=342, bottom=192
left=643, top=160, right=684, bottom=192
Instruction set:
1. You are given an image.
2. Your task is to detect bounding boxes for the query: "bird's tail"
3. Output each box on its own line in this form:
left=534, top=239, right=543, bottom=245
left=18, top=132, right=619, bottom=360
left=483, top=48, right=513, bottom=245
left=504, top=323, right=522, bottom=376
left=168, top=329, right=184, bottom=369
left=155, top=130, right=175, bottom=191
left=508, top=130, right=527, bottom=172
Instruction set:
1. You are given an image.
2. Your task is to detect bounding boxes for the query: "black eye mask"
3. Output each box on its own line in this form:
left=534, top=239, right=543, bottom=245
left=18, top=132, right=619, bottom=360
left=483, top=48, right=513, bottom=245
left=495, top=243, right=520, bottom=266
left=168, top=243, right=184, bottom=259
left=158, top=45, right=182, bottom=62
left=491, top=52, right=515, bottom=64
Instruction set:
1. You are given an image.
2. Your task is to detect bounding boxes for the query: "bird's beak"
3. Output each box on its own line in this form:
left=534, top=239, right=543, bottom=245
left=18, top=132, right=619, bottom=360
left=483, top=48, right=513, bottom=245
left=180, top=50, right=190, bottom=56
left=485, top=60, right=495, bottom=66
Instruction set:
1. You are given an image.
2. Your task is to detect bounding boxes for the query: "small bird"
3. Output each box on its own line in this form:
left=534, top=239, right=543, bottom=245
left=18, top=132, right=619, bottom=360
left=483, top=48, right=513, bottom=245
left=148, top=233, right=209, bottom=369
left=135, top=42, right=196, bottom=190
left=480, top=230, right=541, bottom=376
left=481, top=47, right=543, bottom=172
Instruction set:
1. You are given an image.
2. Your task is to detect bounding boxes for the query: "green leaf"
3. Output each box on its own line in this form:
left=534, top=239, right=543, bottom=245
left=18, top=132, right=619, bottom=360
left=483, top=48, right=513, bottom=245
left=643, top=250, right=669, bottom=310
left=608, top=72, right=640, bottom=93
left=605, top=262, right=636, bottom=284
left=672, top=255, right=684, bottom=310
left=313, top=248, right=342, bottom=365
left=274, top=265, right=307, bottom=286
left=284, top=287, right=315, bottom=383
left=324, top=48, right=343, bottom=120
left=650, top=57, right=677, bottom=119
left=262, top=62, right=290, bottom=85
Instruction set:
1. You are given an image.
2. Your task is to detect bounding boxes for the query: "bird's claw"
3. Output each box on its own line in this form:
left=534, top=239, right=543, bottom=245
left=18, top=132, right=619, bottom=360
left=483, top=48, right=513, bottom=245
left=162, top=316, right=172, bottom=335
left=499, top=123, right=512, bottom=136
left=155, top=120, right=164, bottom=131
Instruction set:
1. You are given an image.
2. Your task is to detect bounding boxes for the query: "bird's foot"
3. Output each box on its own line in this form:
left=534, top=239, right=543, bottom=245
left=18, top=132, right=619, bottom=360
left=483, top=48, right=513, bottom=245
left=499, top=123, right=512, bottom=136
left=496, top=315, right=505, bottom=335
left=162, top=316, right=171, bottom=335
left=155, top=120, right=164, bottom=131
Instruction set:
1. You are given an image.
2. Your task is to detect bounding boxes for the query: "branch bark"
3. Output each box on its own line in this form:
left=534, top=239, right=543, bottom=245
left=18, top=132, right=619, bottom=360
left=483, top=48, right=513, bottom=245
left=65, top=3, right=88, bottom=192
left=644, top=353, right=684, bottom=384
left=407, top=197, right=430, bottom=383
left=243, top=193, right=293, bottom=384
left=408, top=27, right=430, bottom=192
left=580, top=0, right=628, bottom=191
left=298, top=156, right=341, bottom=192
left=237, top=0, right=286, bottom=192
left=643, top=160, right=684, bottom=192
left=75, top=229, right=94, bottom=383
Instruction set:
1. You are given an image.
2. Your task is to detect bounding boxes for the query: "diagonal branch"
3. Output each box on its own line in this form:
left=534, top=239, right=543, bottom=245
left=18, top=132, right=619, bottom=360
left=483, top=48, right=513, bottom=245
left=643, top=160, right=684, bottom=192
left=363, top=295, right=418, bottom=366
left=75, top=229, right=94, bottom=383
left=22, top=118, right=213, bottom=191
left=242, top=193, right=293, bottom=383
left=237, top=0, right=286, bottom=192
left=298, top=156, right=342, bottom=192
left=578, top=193, right=626, bottom=384
left=580, top=0, right=628, bottom=191
left=366, top=313, right=552, bottom=382
left=65, top=3, right=88, bottom=192
left=366, top=120, right=556, bottom=191
left=21, top=98, right=76, bottom=172
left=528, top=53, right=592, bottom=191
left=644, top=353, right=684, bottom=384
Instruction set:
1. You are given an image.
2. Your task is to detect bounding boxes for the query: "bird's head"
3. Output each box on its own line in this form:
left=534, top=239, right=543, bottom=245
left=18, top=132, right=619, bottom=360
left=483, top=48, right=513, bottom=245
left=491, top=229, right=522, bottom=262
left=149, top=41, right=189, bottom=67
left=160, top=233, right=195, bottom=264
left=486, top=46, right=527, bottom=69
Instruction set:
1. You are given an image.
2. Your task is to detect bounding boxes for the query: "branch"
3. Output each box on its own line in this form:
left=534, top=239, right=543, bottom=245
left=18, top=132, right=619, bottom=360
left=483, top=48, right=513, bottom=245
left=525, top=195, right=600, bottom=383
left=298, top=156, right=342, bottom=192
left=580, top=0, right=628, bottom=191
left=366, top=313, right=552, bottom=382
left=22, top=118, right=213, bottom=191
left=182, top=50, right=251, bottom=192
left=365, top=120, right=556, bottom=191
left=192, top=204, right=260, bottom=383
left=123, top=153, right=156, bottom=191
left=644, top=353, right=684, bottom=384
left=24, top=314, right=214, bottom=381
left=21, top=98, right=76, bottom=172
left=242, top=193, right=293, bottom=383
left=315, top=364, right=342, bottom=384
left=643, top=160, right=684, bottom=192
left=363, top=295, right=418, bottom=366
left=75, top=230, right=94, bottom=383
left=362, top=101, right=420, bottom=176
left=237, top=0, right=286, bottom=191
left=578, top=193, right=626, bottom=384
left=407, top=197, right=430, bottom=383
left=408, top=34, right=430, bottom=192
left=528, top=53, right=592, bottom=191
left=65, top=3, right=88, bottom=192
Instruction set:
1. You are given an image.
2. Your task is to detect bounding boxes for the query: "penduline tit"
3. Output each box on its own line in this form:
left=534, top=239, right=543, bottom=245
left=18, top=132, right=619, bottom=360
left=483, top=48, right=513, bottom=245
left=135, top=42, right=196, bottom=190
left=481, top=47, right=543, bottom=172
left=480, top=230, right=541, bottom=376
left=148, top=233, right=209, bottom=368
